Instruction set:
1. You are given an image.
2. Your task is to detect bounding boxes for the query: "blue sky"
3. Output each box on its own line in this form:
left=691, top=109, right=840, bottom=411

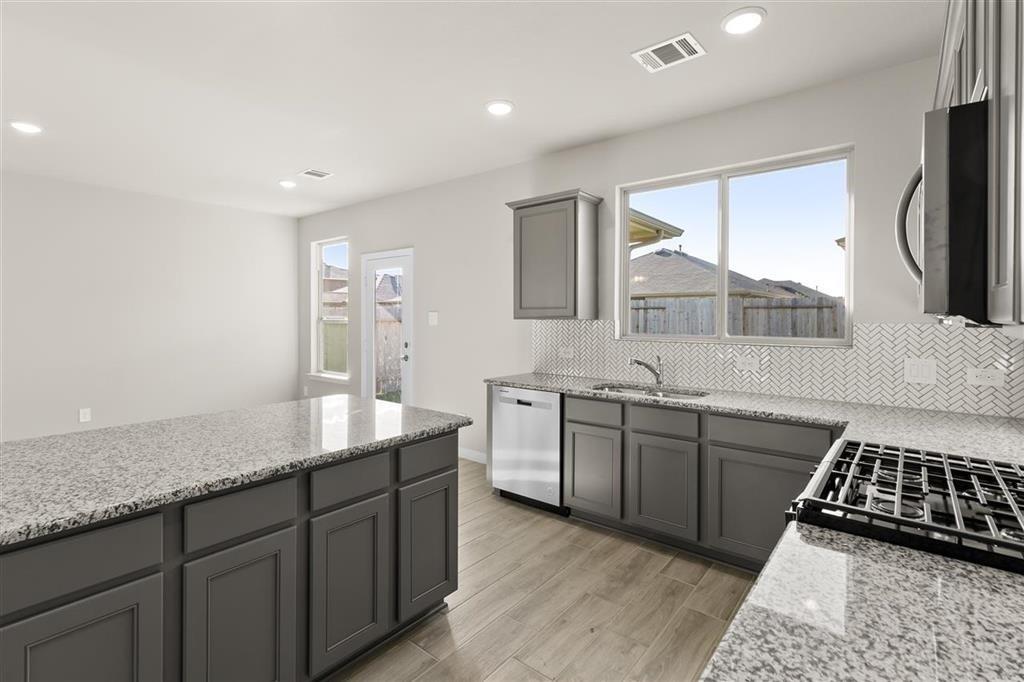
left=323, top=242, right=349, bottom=269
left=630, top=159, right=847, bottom=297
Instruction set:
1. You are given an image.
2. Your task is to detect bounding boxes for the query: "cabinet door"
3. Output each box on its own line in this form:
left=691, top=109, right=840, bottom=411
left=627, top=433, right=699, bottom=542
left=706, top=446, right=813, bottom=563
left=183, top=527, right=297, bottom=682
left=397, top=469, right=458, bottom=623
left=513, top=199, right=576, bottom=318
left=309, top=494, right=390, bottom=677
left=564, top=422, right=622, bottom=519
left=0, top=574, right=162, bottom=682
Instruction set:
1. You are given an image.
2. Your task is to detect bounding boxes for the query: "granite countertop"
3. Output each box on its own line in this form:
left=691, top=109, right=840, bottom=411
left=484, top=372, right=1024, bottom=463
left=485, top=373, right=1024, bottom=678
left=0, top=395, right=471, bottom=547
left=701, top=523, right=1024, bottom=680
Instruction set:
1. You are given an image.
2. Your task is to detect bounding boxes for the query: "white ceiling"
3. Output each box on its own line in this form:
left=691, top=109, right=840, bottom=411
left=1, top=1, right=945, bottom=217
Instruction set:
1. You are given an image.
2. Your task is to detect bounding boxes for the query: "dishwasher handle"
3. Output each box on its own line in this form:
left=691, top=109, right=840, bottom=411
left=498, top=396, right=552, bottom=410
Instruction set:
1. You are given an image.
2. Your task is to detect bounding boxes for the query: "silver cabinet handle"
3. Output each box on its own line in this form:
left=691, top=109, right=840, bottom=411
left=895, top=164, right=924, bottom=284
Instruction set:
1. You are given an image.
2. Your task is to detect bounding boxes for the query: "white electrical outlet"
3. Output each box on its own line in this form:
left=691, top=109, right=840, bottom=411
left=428, top=311, right=439, bottom=326
left=903, top=358, right=937, bottom=384
left=78, top=407, right=92, bottom=423
left=967, top=367, right=1005, bottom=386
left=736, top=356, right=759, bottom=372
left=557, top=346, right=574, bottom=359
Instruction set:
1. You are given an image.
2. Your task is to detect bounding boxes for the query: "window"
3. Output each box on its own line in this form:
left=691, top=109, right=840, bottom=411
left=619, top=150, right=851, bottom=344
left=314, top=238, right=349, bottom=376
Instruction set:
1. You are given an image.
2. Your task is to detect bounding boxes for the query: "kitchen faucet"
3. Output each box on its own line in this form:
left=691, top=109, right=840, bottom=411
left=629, top=355, right=663, bottom=387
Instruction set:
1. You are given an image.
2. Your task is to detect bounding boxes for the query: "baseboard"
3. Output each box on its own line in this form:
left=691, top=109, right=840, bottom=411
left=459, top=447, right=486, bottom=464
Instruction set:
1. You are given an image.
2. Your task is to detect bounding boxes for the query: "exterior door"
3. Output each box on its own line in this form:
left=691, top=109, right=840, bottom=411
left=361, top=249, right=414, bottom=405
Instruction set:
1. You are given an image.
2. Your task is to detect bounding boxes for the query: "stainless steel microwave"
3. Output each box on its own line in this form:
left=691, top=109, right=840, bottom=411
left=895, top=100, right=988, bottom=323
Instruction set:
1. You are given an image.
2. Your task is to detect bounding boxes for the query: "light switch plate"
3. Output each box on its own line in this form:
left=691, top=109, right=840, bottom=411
left=78, top=407, right=92, bottom=423
left=735, top=356, right=759, bottom=372
left=903, top=358, right=937, bottom=384
left=967, top=367, right=1005, bottom=386
left=428, top=311, right=439, bottom=326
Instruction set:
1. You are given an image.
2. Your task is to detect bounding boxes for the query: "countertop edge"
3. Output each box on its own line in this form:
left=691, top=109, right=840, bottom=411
left=0, top=417, right=472, bottom=548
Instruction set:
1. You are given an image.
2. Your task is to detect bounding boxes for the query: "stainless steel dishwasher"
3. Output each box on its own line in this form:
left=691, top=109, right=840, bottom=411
left=491, top=385, right=562, bottom=508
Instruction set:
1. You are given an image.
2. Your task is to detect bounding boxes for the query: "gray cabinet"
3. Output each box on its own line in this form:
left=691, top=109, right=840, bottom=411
left=626, top=433, right=699, bottom=542
left=564, top=422, right=622, bottom=519
left=309, top=494, right=390, bottom=677
left=507, top=189, right=602, bottom=320
left=0, top=574, right=163, bottom=682
left=397, top=469, right=458, bottom=623
left=183, top=527, right=297, bottom=682
left=706, top=445, right=813, bottom=563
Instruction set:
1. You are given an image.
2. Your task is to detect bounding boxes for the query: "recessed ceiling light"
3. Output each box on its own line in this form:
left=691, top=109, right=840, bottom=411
left=279, top=180, right=297, bottom=189
left=486, top=100, right=514, bottom=117
left=9, top=121, right=43, bottom=135
left=722, top=7, right=765, bottom=35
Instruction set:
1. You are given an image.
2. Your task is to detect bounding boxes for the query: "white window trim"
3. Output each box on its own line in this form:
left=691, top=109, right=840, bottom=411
left=311, top=236, right=350, bottom=381
left=615, top=145, right=855, bottom=348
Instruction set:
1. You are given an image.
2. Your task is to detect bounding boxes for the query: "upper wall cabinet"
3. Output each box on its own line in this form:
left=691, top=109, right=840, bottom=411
left=938, top=0, right=1023, bottom=324
left=507, top=189, right=602, bottom=319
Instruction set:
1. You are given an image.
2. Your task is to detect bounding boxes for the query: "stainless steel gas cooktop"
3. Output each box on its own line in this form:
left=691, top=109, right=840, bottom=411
left=790, top=440, right=1024, bottom=574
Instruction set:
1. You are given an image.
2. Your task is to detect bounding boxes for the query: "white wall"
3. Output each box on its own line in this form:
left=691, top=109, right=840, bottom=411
left=298, top=58, right=937, bottom=452
left=1, top=173, right=299, bottom=440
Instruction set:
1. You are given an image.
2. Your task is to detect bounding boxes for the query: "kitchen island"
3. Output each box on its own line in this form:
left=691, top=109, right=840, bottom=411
left=0, top=394, right=472, bottom=682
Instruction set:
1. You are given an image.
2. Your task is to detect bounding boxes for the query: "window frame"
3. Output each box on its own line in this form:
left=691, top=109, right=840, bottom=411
left=310, top=236, right=351, bottom=381
left=615, top=145, right=854, bottom=347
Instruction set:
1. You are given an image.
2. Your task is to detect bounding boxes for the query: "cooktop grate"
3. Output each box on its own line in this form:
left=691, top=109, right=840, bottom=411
left=790, top=440, right=1024, bottom=574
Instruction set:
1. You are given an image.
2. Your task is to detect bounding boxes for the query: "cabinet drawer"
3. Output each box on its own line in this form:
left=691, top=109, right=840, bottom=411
left=398, top=433, right=458, bottom=482
left=708, top=415, right=831, bottom=460
left=311, top=452, right=390, bottom=512
left=184, top=478, right=296, bottom=554
left=565, top=397, right=623, bottom=426
left=629, top=405, right=699, bottom=440
left=0, top=514, right=163, bottom=616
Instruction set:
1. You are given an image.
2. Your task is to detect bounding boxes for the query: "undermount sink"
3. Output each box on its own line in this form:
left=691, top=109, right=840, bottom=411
left=590, top=383, right=709, bottom=399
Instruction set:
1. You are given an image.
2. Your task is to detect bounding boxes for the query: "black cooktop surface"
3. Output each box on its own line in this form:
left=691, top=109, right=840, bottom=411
left=791, top=440, right=1024, bottom=574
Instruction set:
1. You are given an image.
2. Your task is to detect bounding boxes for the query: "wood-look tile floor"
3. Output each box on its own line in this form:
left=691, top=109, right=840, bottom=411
left=330, top=459, right=755, bottom=682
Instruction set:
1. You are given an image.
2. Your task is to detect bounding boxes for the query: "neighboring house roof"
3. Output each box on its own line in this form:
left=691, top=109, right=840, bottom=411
left=323, top=264, right=348, bottom=280
left=630, top=248, right=813, bottom=299
left=759, top=279, right=832, bottom=299
left=375, top=273, right=402, bottom=304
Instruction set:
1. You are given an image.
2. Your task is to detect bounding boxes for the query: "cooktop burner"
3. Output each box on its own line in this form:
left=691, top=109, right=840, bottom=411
left=790, top=441, right=1024, bottom=574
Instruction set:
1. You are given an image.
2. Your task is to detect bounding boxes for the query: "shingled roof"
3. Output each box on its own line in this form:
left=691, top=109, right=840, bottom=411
left=629, top=248, right=817, bottom=299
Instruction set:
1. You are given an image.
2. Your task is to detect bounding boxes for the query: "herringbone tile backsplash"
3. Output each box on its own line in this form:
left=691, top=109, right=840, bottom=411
left=532, top=321, right=1024, bottom=419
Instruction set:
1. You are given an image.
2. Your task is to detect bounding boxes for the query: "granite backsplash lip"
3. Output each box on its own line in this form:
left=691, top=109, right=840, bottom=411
left=0, top=395, right=472, bottom=547
left=700, top=523, right=1024, bottom=681
left=485, top=372, right=1024, bottom=463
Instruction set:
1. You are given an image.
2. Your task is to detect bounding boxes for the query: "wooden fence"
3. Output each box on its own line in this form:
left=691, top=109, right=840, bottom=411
left=631, top=295, right=845, bottom=339
left=374, top=303, right=403, bottom=401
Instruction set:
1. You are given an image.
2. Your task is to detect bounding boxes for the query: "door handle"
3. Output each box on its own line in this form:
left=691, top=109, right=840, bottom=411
left=895, top=165, right=923, bottom=284
left=401, top=354, right=409, bottom=361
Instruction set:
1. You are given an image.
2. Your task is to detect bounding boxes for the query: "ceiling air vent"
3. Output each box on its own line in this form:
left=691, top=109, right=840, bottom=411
left=299, top=168, right=333, bottom=180
left=631, top=32, right=706, bottom=73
